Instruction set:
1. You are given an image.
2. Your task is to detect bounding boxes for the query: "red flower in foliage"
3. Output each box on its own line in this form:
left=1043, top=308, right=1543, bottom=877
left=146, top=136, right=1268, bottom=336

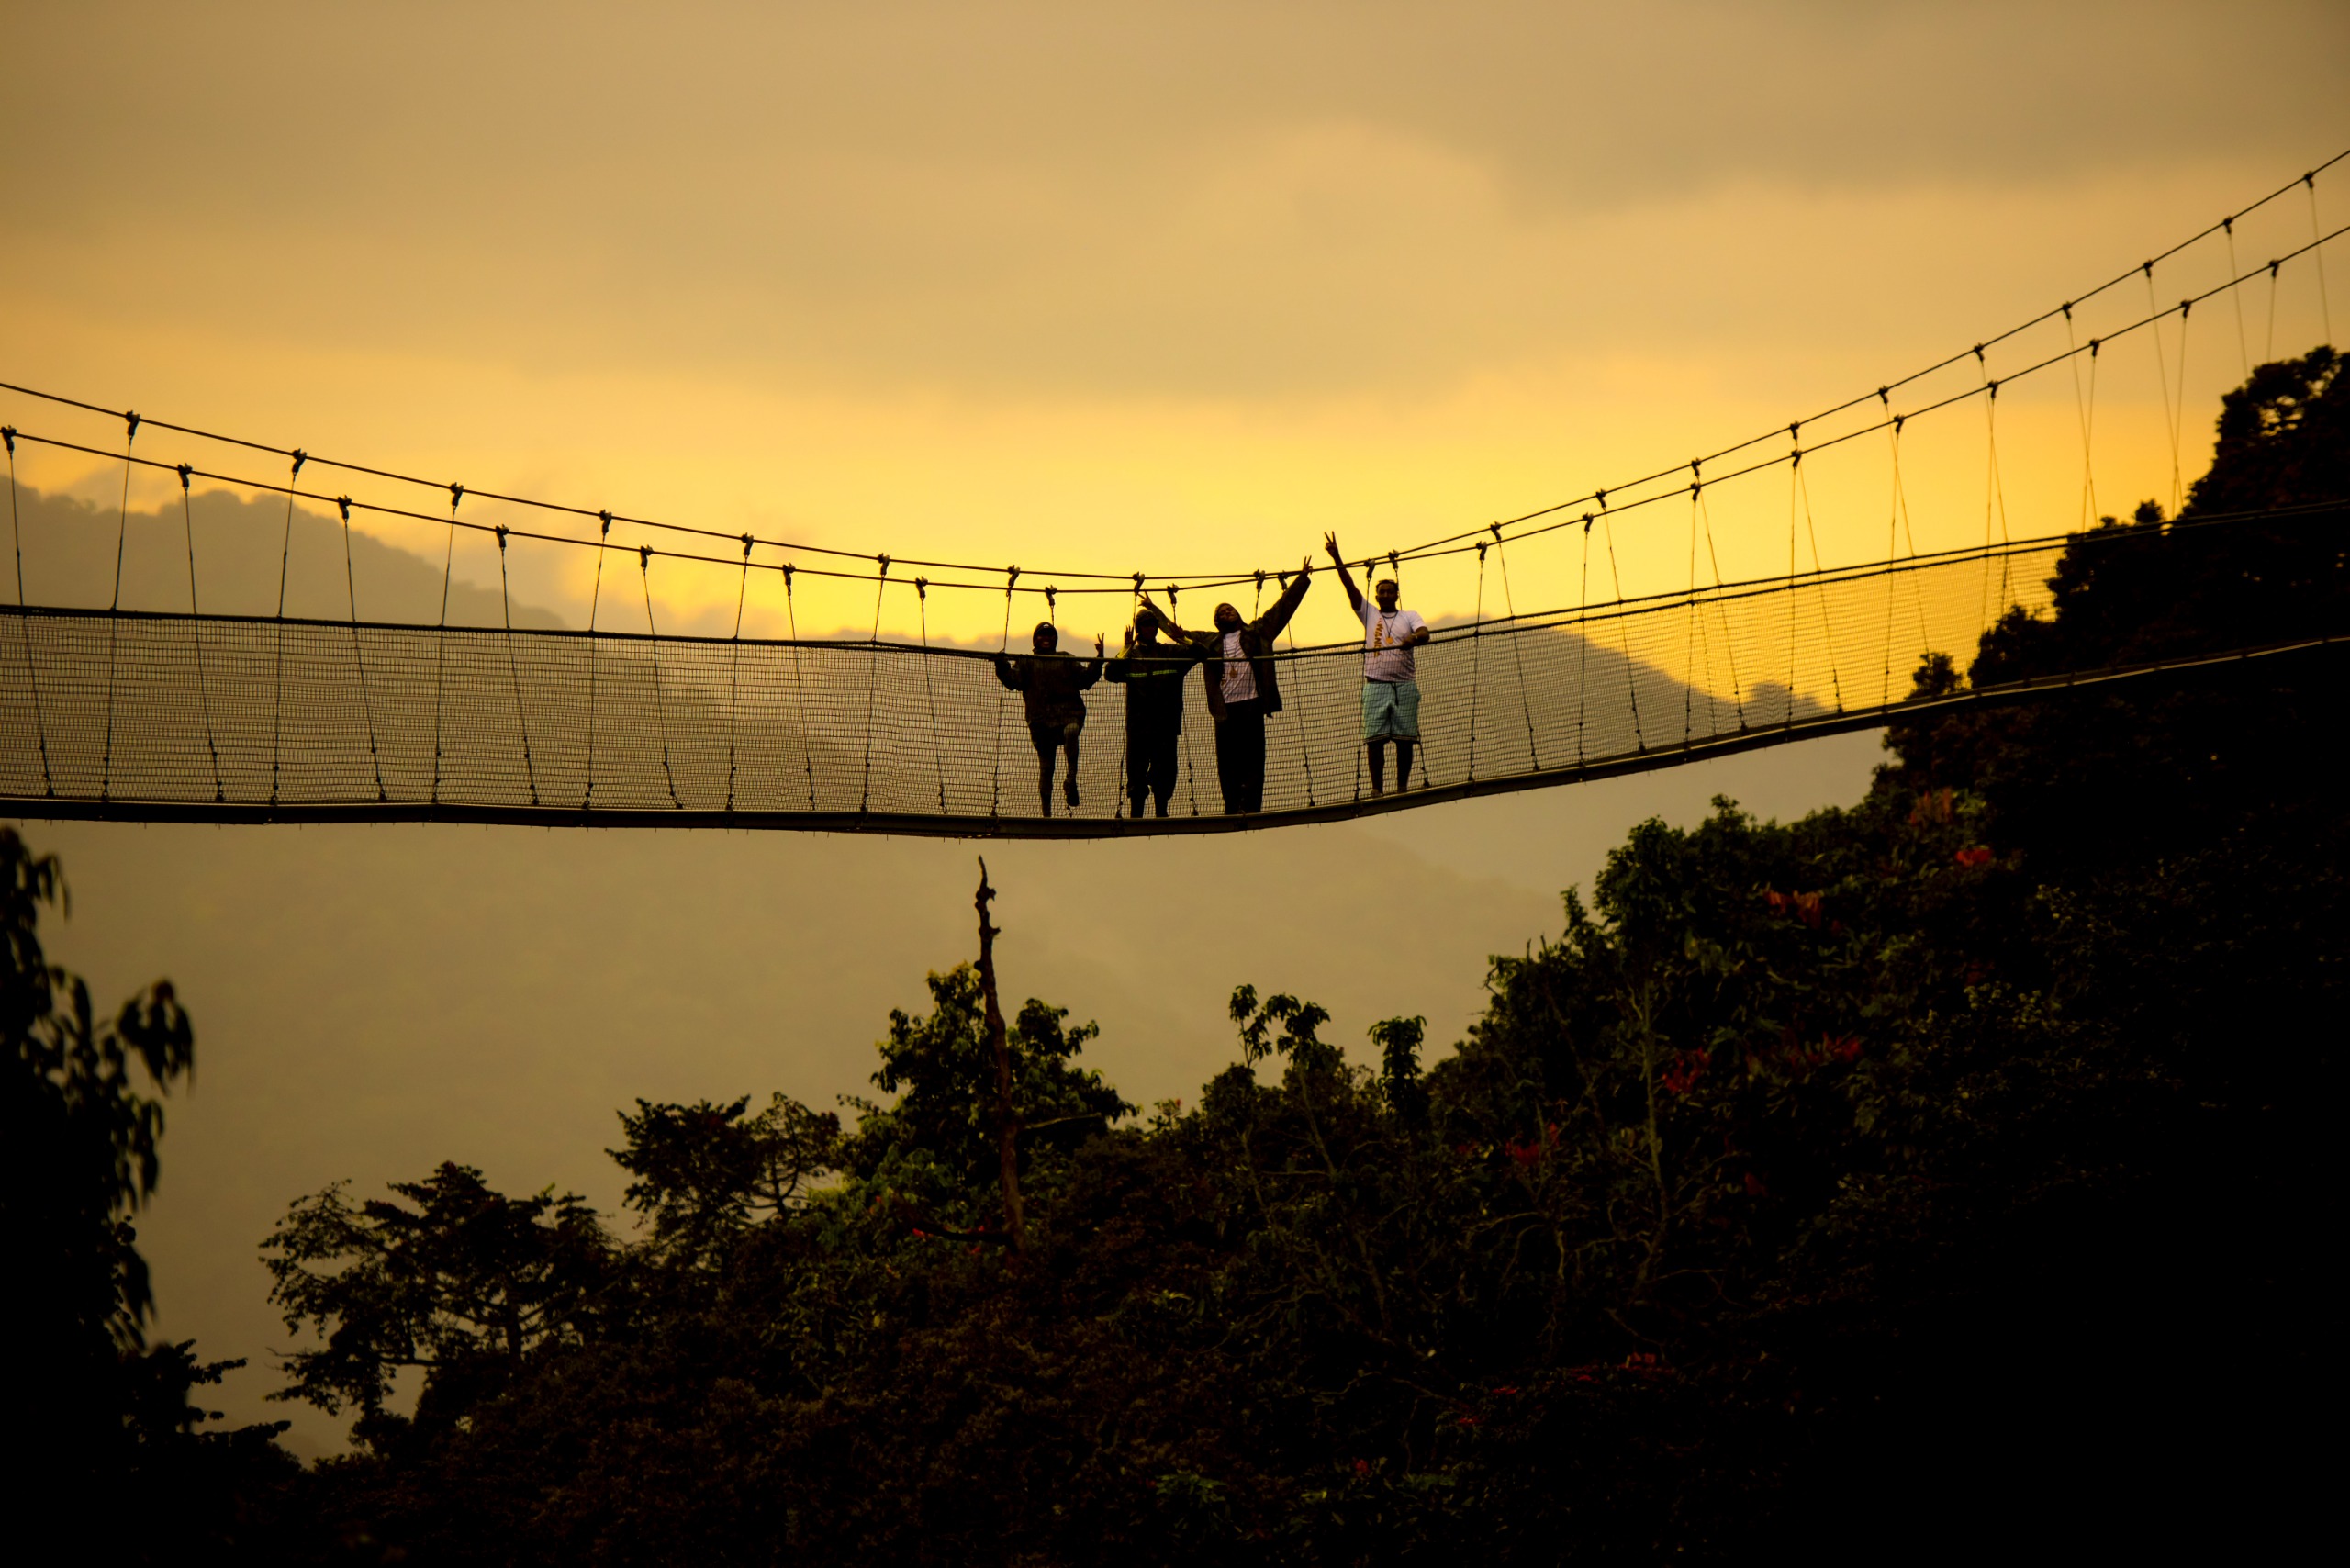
left=1954, top=846, right=1994, bottom=868
left=1660, top=1048, right=1707, bottom=1095
left=1763, top=889, right=1827, bottom=927
left=1505, top=1124, right=1563, bottom=1168
left=1353, top=1459, right=1372, bottom=1477
left=1743, top=1170, right=1768, bottom=1197
left=1909, top=786, right=1956, bottom=825
left=1772, top=1028, right=1863, bottom=1074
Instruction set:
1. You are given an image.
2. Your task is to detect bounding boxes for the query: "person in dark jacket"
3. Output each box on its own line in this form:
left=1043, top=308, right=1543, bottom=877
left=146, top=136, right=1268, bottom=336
left=1104, top=607, right=1201, bottom=819
left=995, top=622, right=1104, bottom=815
left=1147, top=556, right=1313, bottom=813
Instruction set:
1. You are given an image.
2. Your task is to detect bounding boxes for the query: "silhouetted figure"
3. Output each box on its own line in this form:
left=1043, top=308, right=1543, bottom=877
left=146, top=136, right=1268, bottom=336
left=1104, top=607, right=1200, bottom=818
left=1152, top=557, right=1312, bottom=813
left=994, top=622, right=1103, bottom=814
left=1326, top=533, right=1430, bottom=794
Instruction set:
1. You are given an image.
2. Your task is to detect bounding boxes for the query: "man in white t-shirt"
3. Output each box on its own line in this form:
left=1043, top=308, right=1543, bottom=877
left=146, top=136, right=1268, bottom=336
left=1325, top=532, right=1430, bottom=794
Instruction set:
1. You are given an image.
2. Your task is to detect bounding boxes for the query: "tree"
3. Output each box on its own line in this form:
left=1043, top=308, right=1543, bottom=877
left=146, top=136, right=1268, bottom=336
left=263, top=1163, right=614, bottom=1452
left=1, top=827, right=294, bottom=1551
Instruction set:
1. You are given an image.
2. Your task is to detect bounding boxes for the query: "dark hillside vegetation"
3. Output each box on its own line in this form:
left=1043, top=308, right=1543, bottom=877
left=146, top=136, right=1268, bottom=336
left=12, top=350, right=2343, bottom=1562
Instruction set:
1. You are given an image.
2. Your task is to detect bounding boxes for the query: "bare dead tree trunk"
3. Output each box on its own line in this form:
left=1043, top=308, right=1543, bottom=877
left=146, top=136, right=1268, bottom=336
left=974, top=857, right=1026, bottom=1253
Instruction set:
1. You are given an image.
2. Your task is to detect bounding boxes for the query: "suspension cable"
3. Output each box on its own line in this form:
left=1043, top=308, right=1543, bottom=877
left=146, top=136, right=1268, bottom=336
left=2, top=152, right=2336, bottom=591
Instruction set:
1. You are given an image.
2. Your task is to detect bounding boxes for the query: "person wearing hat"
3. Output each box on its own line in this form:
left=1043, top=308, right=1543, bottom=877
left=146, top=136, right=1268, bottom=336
left=1104, top=605, right=1201, bottom=819
left=1325, top=532, right=1430, bottom=795
left=993, top=622, right=1104, bottom=815
left=1145, top=555, right=1314, bottom=814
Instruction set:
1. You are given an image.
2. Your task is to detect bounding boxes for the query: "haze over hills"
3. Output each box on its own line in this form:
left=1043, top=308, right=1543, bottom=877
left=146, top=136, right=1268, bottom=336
left=9, top=484, right=1885, bottom=1453
left=9, top=484, right=566, bottom=629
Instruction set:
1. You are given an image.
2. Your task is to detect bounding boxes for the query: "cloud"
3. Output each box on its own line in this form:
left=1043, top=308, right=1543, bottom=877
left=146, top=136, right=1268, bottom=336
left=4, top=2, right=2340, bottom=399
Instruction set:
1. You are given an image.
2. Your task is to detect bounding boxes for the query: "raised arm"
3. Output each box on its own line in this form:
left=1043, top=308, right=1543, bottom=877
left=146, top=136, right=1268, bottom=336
left=1324, top=532, right=1364, bottom=616
left=1141, top=595, right=1207, bottom=646
left=1254, top=556, right=1315, bottom=639
left=992, top=653, right=1025, bottom=693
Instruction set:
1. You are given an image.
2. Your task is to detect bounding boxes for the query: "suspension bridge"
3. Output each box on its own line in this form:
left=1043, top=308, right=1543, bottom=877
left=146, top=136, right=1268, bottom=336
left=4, top=158, right=2344, bottom=837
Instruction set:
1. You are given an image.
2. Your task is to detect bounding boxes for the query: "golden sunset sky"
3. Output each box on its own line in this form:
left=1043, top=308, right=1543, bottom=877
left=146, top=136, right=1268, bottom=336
left=5, top=2, right=2344, bottom=1453
left=5, top=2, right=2343, bottom=645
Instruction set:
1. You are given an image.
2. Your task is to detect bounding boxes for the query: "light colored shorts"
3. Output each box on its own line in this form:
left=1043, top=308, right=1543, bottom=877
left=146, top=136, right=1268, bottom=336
left=1360, top=678, right=1421, bottom=740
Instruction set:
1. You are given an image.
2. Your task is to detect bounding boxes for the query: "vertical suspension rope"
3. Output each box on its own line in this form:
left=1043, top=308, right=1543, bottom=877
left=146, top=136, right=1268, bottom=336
left=101, top=410, right=140, bottom=803
left=3, top=428, right=53, bottom=796
left=915, top=577, right=947, bottom=813
left=177, top=465, right=223, bottom=801
left=1279, top=569, right=1315, bottom=807
left=1466, top=543, right=1487, bottom=780
left=1879, top=398, right=1904, bottom=708
left=1791, top=446, right=1841, bottom=716
left=1981, top=374, right=2013, bottom=636
left=2064, top=308, right=2099, bottom=529
left=1697, top=483, right=1744, bottom=731
left=857, top=555, right=890, bottom=814
left=429, top=482, right=461, bottom=805
left=267, top=448, right=308, bottom=807
left=726, top=535, right=750, bottom=812
left=781, top=562, right=816, bottom=809
left=337, top=496, right=385, bottom=802
left=640, top=546, right=682, bottom=809
left=2222, top=218, right=2252, bottom=380
left=2265, top=257, right=2282, bottom=363
left=1574, top=521, right=1592, bottom=765
left=1601, top=507, right=1642, bottom=752
left=1785, top=449, right=1802, bottom=729
left=1169, top=581, right=1199, bottom=816
left=1490, top=525, right=1539, bottom=769
left=990, top=566, right=1015, bottom=817
left=495, top=526, right=540, bottom=807
left=582, top=512, right=610, bottom=808
left=2310, top=171, right=2335, bottom=343
left=2143, top=263, right=2182, bottom=517
left=1681, top=484, right=1701, bottom=746
left=2167, top=301, right=2192, bottom=517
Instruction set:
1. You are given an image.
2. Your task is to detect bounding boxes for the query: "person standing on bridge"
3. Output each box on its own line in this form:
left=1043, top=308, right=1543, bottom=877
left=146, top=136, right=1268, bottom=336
left=1325, top=532, right=1430, bottom=795
left=1104, top=606, right=1200, bottom=819
left=1147, top=556, right=1313, bottom=814
left=994, top=622, right=1103, bottom=815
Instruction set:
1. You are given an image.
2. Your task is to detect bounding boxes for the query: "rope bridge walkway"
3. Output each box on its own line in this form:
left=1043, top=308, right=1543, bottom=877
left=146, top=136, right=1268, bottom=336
left=3, top=506, right=2338, bottom=835
left=3, top=152, right=2343, bottom=834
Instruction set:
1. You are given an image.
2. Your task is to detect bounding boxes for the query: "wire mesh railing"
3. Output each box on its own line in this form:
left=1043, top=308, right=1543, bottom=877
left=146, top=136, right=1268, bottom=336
left=2, top=507, right=2340, bottom=834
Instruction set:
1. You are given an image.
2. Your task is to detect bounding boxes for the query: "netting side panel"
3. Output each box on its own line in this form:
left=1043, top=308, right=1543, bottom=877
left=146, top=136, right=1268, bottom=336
left=0, top=536, right=2096, bottom=823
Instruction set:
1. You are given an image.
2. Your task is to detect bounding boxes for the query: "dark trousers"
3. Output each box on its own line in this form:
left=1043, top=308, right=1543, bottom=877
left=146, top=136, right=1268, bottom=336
left=1125, top=722, right=1180, bottom=816
left=1213, top=700, right=1268, bottom=813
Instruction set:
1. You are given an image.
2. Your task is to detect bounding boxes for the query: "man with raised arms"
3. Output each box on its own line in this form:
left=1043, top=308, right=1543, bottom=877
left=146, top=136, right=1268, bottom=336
left=1145, top=556, right=1313, bottom=814
left=1325, top=532, right=1429, bottom=796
